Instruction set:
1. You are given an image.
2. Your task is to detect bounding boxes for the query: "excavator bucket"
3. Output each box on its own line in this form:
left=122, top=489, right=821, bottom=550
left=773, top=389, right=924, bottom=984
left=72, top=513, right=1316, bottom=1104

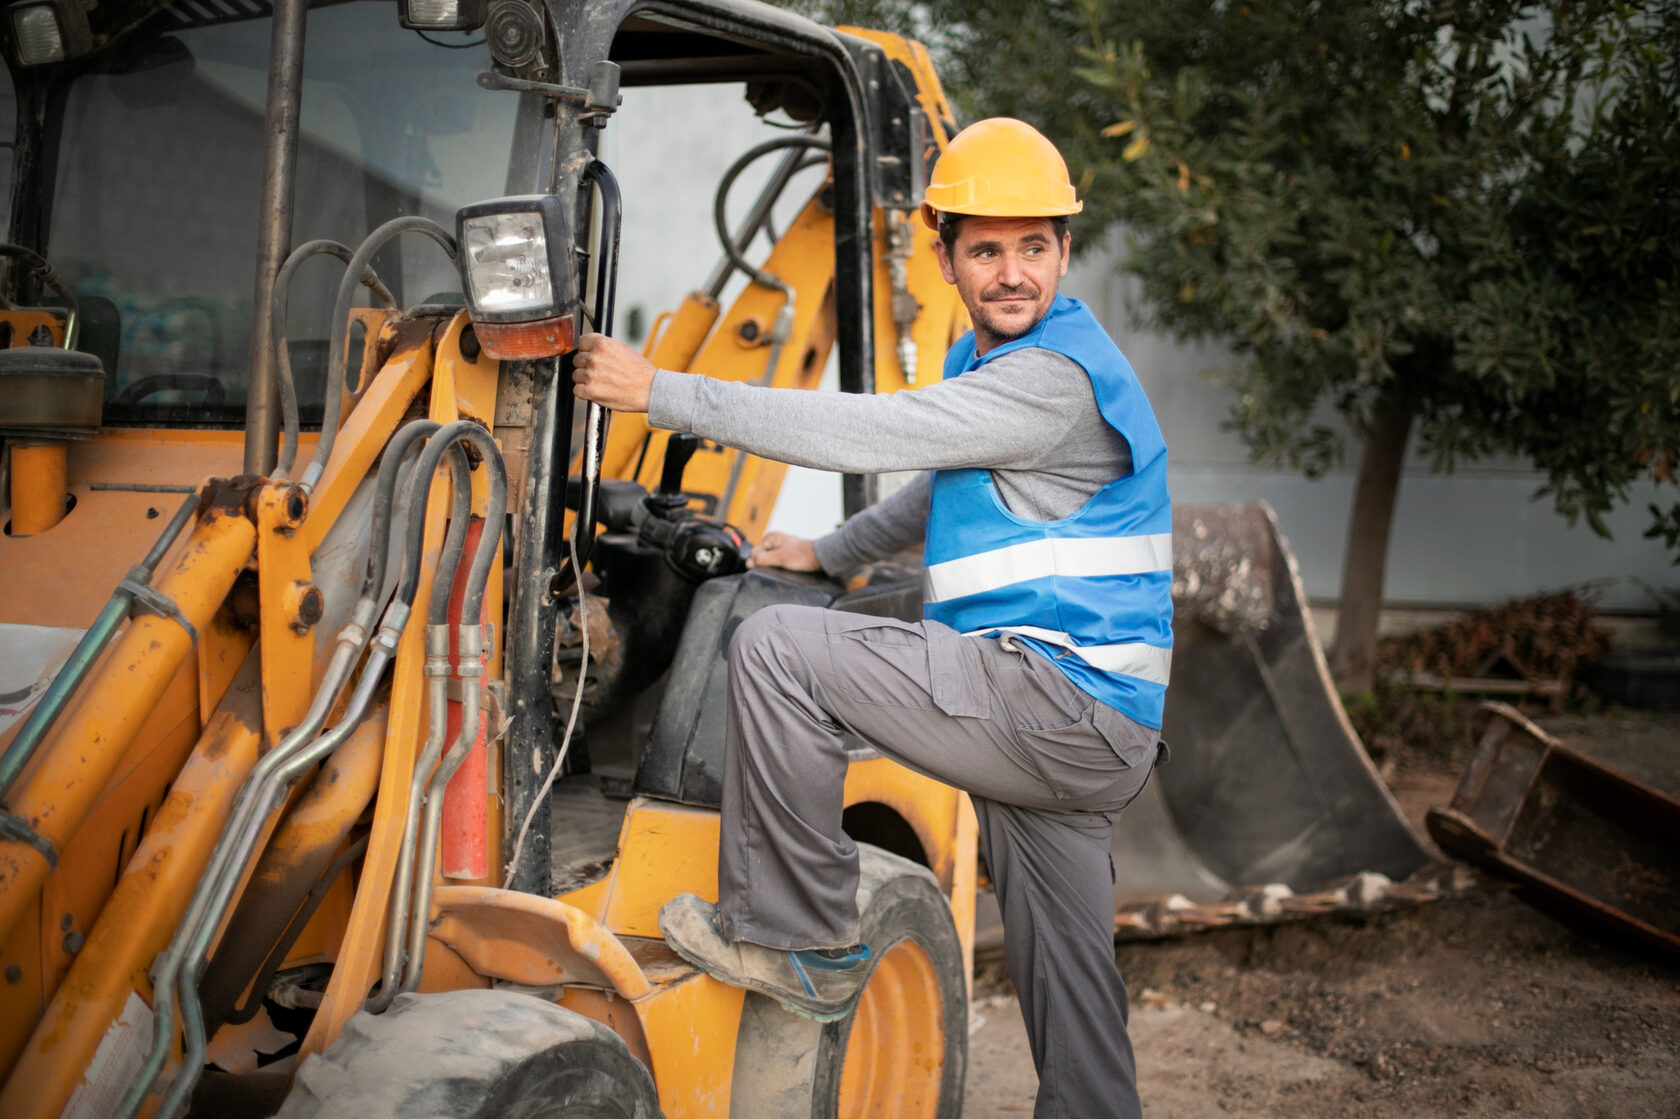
left=1427, top=703, right=1680, bottom=957
left=1102, top=502, right=1441, bottom=938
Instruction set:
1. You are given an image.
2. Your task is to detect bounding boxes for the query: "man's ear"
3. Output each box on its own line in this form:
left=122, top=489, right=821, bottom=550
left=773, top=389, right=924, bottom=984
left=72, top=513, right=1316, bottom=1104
left=1058, top=230, right=1072, bottom=278
left=933, top=237, right=958, bottom=286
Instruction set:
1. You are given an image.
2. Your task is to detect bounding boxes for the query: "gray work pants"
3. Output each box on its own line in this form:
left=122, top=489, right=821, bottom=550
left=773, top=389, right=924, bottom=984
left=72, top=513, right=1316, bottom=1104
left=718, top=604, right=1161, bottom=1119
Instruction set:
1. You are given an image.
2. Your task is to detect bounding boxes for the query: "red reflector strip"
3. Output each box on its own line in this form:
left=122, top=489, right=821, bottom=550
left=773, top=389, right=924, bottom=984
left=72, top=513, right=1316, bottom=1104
left=475, top=313, right=577, bottom=361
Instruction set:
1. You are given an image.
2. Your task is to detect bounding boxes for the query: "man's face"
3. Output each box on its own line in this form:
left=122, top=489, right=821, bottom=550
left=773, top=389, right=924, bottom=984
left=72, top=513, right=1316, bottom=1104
left=934, top=216, right=1070, bottom=356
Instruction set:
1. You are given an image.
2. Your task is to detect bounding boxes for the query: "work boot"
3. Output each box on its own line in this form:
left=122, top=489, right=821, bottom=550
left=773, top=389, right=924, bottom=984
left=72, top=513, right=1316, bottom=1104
left=657, top=893, right=872, bottom=1022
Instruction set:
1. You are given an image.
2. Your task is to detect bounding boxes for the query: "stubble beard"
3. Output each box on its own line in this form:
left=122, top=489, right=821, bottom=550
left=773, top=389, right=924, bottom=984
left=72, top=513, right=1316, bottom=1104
left=973, top=284, right=1045, bottom=348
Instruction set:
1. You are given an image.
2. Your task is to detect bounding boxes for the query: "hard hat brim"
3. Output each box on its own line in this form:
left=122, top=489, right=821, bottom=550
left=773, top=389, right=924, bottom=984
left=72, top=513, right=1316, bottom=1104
left=919, top=199, right=1084, bottom=231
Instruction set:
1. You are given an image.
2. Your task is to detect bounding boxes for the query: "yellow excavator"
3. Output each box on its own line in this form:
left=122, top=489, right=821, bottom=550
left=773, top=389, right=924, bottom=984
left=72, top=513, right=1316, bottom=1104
left=0, top=1, right=1434, bottom=1116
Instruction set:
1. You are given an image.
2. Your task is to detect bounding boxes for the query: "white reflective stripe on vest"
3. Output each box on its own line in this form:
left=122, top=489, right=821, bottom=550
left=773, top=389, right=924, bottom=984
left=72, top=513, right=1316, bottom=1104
left=924, top=533, right=1173, bottom=605
left=982, top=624, right=1173, bottom=686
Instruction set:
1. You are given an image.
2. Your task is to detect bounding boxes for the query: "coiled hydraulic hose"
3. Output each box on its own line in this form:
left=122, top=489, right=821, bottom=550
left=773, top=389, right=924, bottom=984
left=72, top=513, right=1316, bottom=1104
left=269, top=239, right=395, bottom=480
left=709, top=136, right=830, bottom=513
left=711, top=134, right=831, bottom=293
left=299, top=217, right=458, bottom=494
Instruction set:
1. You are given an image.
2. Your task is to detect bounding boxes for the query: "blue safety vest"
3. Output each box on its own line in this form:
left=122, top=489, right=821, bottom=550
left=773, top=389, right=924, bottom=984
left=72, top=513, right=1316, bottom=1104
left=923, top=294, right=1173, bottom=729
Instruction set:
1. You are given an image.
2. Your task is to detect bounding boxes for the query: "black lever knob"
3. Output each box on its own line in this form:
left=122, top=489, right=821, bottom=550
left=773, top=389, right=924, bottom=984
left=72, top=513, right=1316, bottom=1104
left=658, top=432, right=700, bottom=497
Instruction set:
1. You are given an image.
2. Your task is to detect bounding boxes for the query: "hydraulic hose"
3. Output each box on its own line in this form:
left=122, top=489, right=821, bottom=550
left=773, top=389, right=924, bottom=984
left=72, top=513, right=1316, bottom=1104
left=270, top=239, right=395, bottom=480
left=364, top=418, right=442, bottom=601
left=707, top=138, right=825, bottom=514
left=367, top=434, right=478, bottom=1014
left=423, top=446, right=476, bottom=630
left=396, top=421, right=505, bottom=619
left=300, top=217, right=458, bottom=494
left=711, top=134, right=831, bottom=293
left=370, top=420, right=507, bottom=1008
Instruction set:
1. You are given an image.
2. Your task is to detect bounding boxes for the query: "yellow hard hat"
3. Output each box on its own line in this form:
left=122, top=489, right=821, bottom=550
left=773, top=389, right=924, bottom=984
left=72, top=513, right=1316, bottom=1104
left=920, top=117, right=1082, bottom=230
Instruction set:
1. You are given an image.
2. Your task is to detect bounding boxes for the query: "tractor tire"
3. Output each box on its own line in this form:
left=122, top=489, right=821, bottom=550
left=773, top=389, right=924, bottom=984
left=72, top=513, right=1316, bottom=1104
left=276, top=988, right=659, bottom=1119
left=729, top=844, right=968, bottom=1119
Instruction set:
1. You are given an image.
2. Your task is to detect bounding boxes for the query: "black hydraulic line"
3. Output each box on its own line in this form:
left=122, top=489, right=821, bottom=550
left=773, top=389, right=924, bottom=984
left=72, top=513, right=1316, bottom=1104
left=401, top=421, right=509, bottom=625
left=426, top=450, right=475, bottom=627
left=364, top=419, right=442, bottom=601
left=704, top=134, right=830, bottom=300
left=759, top=154, right=831, bottom=246
left=300, top=217, right=458, bottom=493
left=711, top=135, right=832, bottom=293
left=270, top=239, right=395, bottom=480
left=376, top=422, right=507, bottom=1000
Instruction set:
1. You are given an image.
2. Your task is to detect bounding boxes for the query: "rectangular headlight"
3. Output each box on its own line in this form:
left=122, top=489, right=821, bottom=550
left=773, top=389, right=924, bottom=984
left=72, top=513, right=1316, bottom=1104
left=460, top=209, right=558, bottom=316
left=399, top=0, right=488, bottom=32
left=8, top=0, right=90, bottom=67
left=457, top=194, right=576, bottom=360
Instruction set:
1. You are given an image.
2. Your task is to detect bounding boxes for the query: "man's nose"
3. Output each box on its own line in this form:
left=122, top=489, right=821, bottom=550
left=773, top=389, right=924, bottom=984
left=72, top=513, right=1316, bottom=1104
left=997, top=252, right=1025, bottom=286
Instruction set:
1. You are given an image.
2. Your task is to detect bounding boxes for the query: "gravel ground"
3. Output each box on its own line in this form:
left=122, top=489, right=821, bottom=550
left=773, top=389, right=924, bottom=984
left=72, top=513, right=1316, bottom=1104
left=963, top=707, right=1680, bottom=1117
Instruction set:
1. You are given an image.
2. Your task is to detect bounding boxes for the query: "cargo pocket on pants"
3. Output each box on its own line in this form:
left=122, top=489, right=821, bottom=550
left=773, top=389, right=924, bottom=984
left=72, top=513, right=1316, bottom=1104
left=831, top=618, right=991, bottom=719
left=1014, top=707, right=1133, bottom=802
left=1091, top=703, right=1164, bottom=811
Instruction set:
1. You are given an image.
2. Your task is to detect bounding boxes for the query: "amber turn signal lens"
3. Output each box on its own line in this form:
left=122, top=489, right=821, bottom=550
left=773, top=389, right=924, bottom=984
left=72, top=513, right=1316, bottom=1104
left=474, top=313, right=576, bottom=361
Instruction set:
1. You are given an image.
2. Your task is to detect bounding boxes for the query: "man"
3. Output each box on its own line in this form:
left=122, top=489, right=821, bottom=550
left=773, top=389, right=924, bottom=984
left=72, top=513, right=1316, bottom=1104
left=573, top=117, right=1171, bottom=1119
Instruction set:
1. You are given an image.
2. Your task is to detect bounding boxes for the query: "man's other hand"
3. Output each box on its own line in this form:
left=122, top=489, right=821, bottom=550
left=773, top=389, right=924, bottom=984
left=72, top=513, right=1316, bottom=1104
left=748, top=531, right=820, bottom=572
left=574, top=332, right=656, bottom=413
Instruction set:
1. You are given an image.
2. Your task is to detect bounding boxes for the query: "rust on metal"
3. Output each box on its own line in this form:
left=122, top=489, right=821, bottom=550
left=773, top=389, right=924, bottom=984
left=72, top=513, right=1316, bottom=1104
left=1427, top=702, right=1680, bottom=957
left=198, top=473, right=269, bottom=523
left=256, top=481, right=317, bottom=749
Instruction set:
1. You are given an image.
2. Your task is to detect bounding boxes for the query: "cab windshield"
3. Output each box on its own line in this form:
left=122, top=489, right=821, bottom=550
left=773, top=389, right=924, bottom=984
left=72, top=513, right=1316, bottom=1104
left=5, top=0, right=526, bottom=427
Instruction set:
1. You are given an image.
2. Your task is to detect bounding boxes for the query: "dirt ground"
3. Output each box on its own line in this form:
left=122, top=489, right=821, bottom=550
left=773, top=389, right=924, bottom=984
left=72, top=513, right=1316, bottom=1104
left=962, top=707, right=1680, bottom=1117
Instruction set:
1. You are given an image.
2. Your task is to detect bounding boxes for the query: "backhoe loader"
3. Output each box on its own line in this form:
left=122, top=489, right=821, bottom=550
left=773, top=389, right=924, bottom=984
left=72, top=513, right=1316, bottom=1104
left=0, top=1, right=1436, bottom=1116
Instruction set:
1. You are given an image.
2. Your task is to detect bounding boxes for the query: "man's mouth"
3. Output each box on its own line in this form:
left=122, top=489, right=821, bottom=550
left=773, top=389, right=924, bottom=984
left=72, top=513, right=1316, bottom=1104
left=985, top=290, right=1036, bottom=307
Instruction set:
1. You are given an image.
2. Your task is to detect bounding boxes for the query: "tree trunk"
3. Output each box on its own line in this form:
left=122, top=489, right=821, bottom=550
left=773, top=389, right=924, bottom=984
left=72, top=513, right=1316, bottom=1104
left=1330, top=392, right=1416, bottom=692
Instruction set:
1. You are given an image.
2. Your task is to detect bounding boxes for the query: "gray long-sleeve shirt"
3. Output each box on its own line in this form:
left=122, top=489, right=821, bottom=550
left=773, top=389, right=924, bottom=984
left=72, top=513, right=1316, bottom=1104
left=648, top=345, right=1133, bottom=577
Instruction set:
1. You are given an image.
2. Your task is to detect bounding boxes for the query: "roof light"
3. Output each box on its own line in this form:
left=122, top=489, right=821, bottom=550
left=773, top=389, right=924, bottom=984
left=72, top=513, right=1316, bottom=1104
left=7, top=0, right=92, bottom=67
left=399, top=0, right=488, bottom=32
